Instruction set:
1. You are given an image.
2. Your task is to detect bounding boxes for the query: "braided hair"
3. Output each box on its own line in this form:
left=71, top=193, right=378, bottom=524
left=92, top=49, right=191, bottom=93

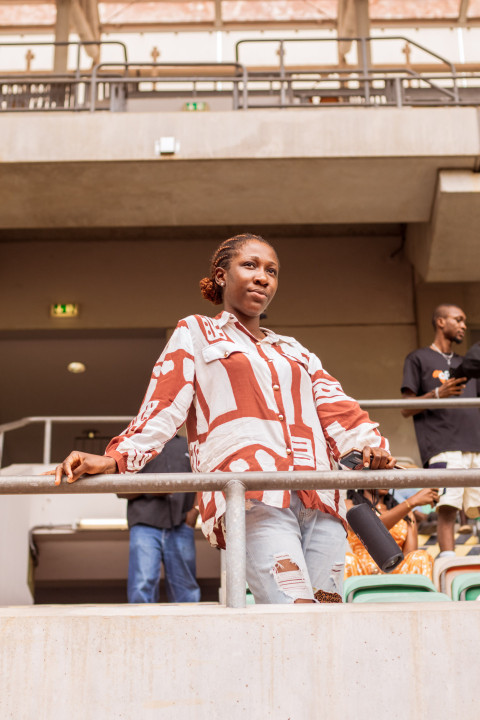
left=199, top=233, right=274, bottom=305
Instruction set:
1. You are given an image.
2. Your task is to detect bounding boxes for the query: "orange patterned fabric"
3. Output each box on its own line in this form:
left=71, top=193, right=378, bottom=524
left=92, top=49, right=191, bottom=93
left=345, top=516, right=433, bottom=580
left=106, top=311, right=389, bottom=549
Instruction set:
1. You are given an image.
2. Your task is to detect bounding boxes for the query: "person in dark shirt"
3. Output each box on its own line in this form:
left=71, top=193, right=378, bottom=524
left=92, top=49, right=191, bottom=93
left=401, top=303, right=480, bottom=557
left=120, top=434, right=201, bottom=603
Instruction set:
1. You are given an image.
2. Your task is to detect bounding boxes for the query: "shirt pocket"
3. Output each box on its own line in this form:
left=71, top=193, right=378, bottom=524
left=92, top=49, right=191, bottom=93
left=202, top=341, right=250, bottom=364
left=279, top=345, right=310, bottom=373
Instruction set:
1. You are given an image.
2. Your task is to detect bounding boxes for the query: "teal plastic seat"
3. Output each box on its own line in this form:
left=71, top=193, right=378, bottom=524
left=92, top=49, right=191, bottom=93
left=246, top=583, right=255, bottom=605
left=344, top=574, right=437, bottom=603
left=352, top=590, right=451, bottom=603
left=450, top=572, right=480, bottom=601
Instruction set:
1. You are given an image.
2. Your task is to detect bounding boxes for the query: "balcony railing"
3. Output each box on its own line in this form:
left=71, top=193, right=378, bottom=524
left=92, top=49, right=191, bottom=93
left=1, top=37, right=480, bottom=111
left=1, top=466, right=479, bottom=607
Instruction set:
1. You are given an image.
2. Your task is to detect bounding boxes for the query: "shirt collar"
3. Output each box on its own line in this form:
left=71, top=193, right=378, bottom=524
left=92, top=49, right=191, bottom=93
left=214, top=311, right=296, bottom=346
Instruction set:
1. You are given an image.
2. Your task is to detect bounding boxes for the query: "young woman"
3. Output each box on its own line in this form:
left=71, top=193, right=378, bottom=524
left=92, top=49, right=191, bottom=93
left=344, top=487, right=439, bottom=579
left=50, top=233, right=395, bottom=604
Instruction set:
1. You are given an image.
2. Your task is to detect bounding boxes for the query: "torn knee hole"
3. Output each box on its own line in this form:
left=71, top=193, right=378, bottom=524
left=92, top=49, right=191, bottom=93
left=273, top=556, right=300, bottom=573
left=271, top=552, right=313, bottom=601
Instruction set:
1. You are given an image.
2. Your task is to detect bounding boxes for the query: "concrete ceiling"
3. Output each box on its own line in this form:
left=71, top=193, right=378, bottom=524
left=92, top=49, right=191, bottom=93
left=0, top=0, right=479, bottom=34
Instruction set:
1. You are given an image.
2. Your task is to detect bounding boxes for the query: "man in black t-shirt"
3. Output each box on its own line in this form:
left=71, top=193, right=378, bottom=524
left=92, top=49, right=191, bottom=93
left=119, top=434, right=201, bottom=603
left=401, top=304, right=480, bottom=557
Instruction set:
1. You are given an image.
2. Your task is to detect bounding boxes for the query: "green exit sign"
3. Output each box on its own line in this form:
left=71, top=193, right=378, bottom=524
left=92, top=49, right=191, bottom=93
left=184, top=101, right=209, bottom=111
left=51, top=303, right=79, bottom=318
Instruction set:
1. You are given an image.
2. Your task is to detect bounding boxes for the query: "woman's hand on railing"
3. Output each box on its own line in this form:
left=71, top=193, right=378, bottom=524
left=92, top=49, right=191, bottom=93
left=42, top=452, right=117, bottom=486
left=361, top=446, right=396, bottom=470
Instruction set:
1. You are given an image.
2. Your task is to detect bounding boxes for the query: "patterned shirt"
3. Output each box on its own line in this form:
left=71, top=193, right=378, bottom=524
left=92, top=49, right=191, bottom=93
left=105, top=312, right=389, bottom=548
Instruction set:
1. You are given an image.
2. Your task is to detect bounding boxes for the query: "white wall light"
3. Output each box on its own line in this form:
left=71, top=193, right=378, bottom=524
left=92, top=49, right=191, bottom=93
left=154, top=137, right=180, bottom=156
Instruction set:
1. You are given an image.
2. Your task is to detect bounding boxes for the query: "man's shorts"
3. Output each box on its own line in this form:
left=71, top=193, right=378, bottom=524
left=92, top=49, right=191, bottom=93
left=429, top=451, right=480, bottom=518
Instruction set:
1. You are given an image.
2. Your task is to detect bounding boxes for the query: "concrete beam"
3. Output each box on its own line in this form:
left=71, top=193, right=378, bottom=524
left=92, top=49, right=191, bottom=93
left=355, top=0, right=371, bottom=67
left=1, top=603, right=479, bottom=719
left=0, top=109, right=478, bottom=230
left=337, top=0, right=356, bottom=65
left=459, top=0, right=470, bottom=24
left=406, top=170, right=480, bottom=282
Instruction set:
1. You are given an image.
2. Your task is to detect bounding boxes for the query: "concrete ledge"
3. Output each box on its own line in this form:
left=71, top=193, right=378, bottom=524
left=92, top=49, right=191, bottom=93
left=1, top=108, right=479, bottom=163
left=407, top=169, right=480, bottom=281
left=1, top=602, right=478, bottom=719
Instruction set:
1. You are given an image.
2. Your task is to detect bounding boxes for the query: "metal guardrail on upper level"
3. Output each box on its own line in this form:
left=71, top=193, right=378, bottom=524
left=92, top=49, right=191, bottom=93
left=2, top=398, right=480, bottom=468
left=1, top=36, right=479, bottom=112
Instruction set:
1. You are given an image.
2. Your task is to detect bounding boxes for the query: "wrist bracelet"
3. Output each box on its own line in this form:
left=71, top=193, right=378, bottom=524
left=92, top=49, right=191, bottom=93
left=434, top=387, right=440, bottom=399
left=405, top=499, right=412, bottom=511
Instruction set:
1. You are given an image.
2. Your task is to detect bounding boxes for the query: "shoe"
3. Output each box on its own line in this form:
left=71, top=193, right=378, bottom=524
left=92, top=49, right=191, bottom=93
left=314, top=589, right=342, bottom=603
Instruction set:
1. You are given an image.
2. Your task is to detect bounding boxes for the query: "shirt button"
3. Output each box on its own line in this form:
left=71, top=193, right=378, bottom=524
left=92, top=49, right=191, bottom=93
left=273, top=384, right=280, bottom=391
left=278, top=414, right=284, bottom=421
left=224, top=351, right=229, bottom=357
left=286, top=448, right=292, bottom=455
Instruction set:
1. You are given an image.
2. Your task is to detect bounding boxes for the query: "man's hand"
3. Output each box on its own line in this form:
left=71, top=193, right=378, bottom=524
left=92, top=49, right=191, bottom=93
left=436, top=377, right=467, bottom=398
left=42, top=452, right=117, bottom=486
left=402, top=377, right=468, bottom=417
left=185, top=508, right=199, bottom=528
left=361, top=446, right=396, bottom=470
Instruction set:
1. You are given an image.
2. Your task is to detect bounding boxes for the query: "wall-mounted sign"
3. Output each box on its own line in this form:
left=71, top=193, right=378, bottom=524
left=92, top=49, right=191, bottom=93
left=184, top=101, right=208, bottom=111
left=50, top=303, right=79, bottom=318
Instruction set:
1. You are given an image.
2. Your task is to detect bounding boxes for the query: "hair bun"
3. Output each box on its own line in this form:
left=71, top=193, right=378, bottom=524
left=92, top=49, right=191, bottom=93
left=199, top=277, right=222, bottom=305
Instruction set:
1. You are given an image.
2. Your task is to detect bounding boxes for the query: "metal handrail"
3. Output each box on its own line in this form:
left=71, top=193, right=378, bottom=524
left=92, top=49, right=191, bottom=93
left=0, top=41, right=128, bottom=75
left=1, top=467, right=479, bottom=608
left=2, top=399, right=480, bottom=468
left=0, top=416, right=132, bottom=467
left=2, top=67, right=477, bottom=112
left=235, top=35, right=456, bottom=73
left=235, top=35, right=459, bottom=106
left=89, top=61, right=249, bottom=111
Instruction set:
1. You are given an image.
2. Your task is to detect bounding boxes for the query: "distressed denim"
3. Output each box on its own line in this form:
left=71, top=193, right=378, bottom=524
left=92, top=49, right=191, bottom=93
left=244, top=492, right=346, bottom=604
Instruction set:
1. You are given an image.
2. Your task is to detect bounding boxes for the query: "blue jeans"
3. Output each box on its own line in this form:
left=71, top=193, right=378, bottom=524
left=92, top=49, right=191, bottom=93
left=128, top=523, right=201, bottom=603
left=244, top=492, right=346, bottom=604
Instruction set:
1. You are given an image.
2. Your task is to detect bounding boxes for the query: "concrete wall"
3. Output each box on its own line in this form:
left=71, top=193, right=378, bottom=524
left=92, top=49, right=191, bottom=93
left=0, top=108, right=478, bottom=229
left=0, top=602, right=478, bottom=720
left=0, top=232, right=420, bottom=462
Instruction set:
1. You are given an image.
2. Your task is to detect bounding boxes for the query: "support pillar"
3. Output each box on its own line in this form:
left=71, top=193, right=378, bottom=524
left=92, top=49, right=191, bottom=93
left=54, top=0, right=72, bottom=73
left=355, top=0, right=371, bottom=69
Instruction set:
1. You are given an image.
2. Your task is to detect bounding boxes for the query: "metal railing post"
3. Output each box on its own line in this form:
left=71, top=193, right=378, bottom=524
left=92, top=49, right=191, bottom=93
left=225, top=478, right=247, bottom=608
left=278, top=40, right=286, bottom=107
left=43, top=420, right=52, bottom=465
left=242, top=66, right=248, bottom=110
left=361, top=37, right=371, bottom=104
left=90, top=64, right=98, bottom=112
left=395, top=76, right=403, bottom=107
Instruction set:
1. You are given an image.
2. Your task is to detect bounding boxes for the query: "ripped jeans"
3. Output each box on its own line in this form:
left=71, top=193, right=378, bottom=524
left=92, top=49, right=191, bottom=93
left=244, top=492, right=346, bottom=604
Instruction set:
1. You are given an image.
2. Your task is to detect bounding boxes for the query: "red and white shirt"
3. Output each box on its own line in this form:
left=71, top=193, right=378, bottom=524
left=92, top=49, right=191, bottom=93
left=105, top=312, right=389, bottom=548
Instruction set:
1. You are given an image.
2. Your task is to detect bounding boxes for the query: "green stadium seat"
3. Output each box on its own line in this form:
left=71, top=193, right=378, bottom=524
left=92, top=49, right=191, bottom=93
left=344, top=574, right=437, bottom=603
left=246, top=583, right=255, bottom=605
left=450, top=572, right=480, bottom=601
left=352, top=590, right=451, bottom=603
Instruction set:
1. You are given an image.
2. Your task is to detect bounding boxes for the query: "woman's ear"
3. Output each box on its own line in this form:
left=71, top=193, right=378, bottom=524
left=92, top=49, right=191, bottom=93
left=215, top=267, right=226, bottom=286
